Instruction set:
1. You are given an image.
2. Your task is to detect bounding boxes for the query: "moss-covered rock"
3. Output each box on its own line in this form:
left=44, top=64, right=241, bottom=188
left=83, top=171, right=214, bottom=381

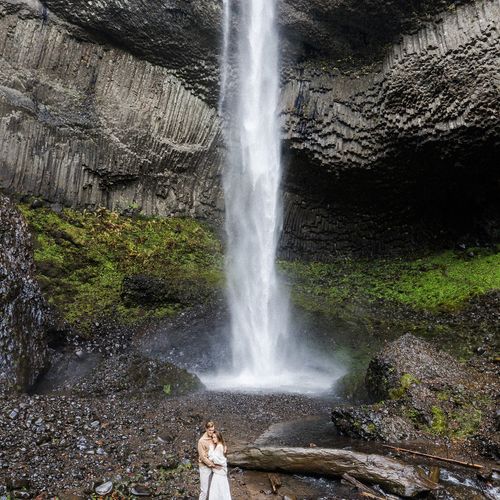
left=18, top=203, right=223, bottom=337
left=332, top=334, right=498, bottom=457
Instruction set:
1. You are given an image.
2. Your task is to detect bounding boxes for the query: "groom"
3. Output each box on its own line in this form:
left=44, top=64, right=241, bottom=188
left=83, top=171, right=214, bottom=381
left=198, top=420, right=216, bottom=500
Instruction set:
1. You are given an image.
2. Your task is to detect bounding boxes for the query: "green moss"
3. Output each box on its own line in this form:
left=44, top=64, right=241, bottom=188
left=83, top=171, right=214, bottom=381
left=403, top=407, right=421, bottom=423
left=430, top=406, right=448, bottom=435
left=365, top=423, right=376, bottom=433
left=388, top=373, right=420, bottom=400
left=19, top=204, right=223, bottom=335
left=426, top=404, right=483, bottom=439
left=280, top=247, right=500, bottom=314
left=453, top=406, right=482, bottom=438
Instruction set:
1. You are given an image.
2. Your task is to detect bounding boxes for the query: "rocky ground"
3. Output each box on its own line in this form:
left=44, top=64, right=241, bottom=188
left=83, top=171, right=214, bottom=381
left=0, top=306, right=339, bottom=499
left=0, top=388, right=334, bottom=499
left=2, top=324, right=499, bottom=499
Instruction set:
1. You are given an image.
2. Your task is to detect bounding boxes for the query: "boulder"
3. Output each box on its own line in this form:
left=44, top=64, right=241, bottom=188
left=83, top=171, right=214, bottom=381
left=66, top=353, right=204, bottom=396
left=365, top=333, right=468, bottom=402
left=332, top=334, right=499, bottom=456
left=0, top=194, right=48, bottom=391
left=121, top=274, right=211, bottom=307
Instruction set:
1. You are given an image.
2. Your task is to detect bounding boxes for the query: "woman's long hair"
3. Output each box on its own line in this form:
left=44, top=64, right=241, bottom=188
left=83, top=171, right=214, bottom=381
left=214, top=431, right=227, bottom=455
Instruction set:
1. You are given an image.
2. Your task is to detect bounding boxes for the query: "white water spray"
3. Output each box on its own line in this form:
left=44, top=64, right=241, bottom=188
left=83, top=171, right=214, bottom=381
left=207, top=0, right=344, bottom=392
left=218, top=0, right=231, bottom=116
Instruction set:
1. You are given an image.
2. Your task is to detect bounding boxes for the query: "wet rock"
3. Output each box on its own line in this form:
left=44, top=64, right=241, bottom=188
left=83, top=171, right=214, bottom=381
left=331, top=405, right=417, bottom=442
left=29, top=199, right=46, bottom=210
left=95, top=481, right=113, bottom=496
left=0, top=194, right=49, bottom=391
left=332, top=334, right=499, bottom=455
left=130, top=485, right=150, bottom=496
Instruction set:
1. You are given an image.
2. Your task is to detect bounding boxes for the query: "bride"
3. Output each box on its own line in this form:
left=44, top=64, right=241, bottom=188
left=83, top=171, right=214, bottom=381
left=208, top=431, right=232, bottom=499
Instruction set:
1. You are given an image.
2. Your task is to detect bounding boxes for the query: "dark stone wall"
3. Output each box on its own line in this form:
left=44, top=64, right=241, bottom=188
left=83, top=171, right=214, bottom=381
left=280, top=0, right=500, bottom=258
left=0, top=194, right=48, bottom=391
left=0, top=1, right=224, bottom=221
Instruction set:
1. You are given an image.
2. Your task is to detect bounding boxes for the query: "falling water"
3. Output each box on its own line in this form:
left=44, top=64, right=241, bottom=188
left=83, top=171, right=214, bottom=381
left=208, top=0, right=343, bottom=392
left=218, top=0, right=231, bottom=116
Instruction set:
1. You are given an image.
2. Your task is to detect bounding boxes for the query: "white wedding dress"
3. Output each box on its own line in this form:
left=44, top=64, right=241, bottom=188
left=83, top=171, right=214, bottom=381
left=208, top=444, right=232, bottom=499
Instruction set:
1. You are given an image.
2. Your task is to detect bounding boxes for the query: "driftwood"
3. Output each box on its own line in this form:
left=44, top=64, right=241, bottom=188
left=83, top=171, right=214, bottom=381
left=268, top=473, right=282, bottom=494
left=382, top=445, right=500, bottom=473
left=342, top=473, right=385, bottom=499
left=428, top=466, right=440, bottom=484
left=227, top=446, right=440, bottom=497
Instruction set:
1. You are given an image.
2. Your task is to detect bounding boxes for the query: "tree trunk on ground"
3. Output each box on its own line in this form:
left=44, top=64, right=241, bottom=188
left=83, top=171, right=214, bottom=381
left=227, top=446, right=440, bottom=497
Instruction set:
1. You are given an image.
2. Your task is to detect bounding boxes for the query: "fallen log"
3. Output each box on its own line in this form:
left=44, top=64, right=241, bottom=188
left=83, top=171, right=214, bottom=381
left=227, top=446, right=440, bottom=497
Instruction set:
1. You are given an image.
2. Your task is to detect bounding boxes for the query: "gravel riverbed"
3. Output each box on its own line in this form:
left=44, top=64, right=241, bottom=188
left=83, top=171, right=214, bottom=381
left=0, top=389, right=334, bottom=499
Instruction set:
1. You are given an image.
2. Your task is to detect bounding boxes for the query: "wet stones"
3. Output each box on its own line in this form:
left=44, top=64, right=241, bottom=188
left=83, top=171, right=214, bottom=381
left=331, top=334, right=500, bottom=456
left=94, top=481, right=113, bottom=496
left=0, top=194, right=48, bottom=391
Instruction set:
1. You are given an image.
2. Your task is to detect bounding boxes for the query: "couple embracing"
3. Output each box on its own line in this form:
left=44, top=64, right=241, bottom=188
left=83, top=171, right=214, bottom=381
left=197, top=420, right=232, bottom=500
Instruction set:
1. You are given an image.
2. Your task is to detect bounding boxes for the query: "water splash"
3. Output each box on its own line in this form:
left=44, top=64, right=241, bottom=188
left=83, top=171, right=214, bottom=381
left=206, top=0, right=343, bottom=393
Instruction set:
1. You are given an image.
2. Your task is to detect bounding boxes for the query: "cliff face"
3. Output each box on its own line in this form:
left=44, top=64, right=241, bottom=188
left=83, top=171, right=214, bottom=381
left=281, top=0, right=500, bottom=258
left=0, top=0, right=498, bottom=257
left=0, top=0, right=224, bottom=220
left=0, top=194, right=47, bottom=391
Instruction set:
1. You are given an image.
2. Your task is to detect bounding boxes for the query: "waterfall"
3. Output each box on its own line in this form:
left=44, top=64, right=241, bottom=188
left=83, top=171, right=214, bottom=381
left=218, top=0, right=231, bottom=116
left=208, top=0, right=343, bottom=392
left=225, top=0, right=288, bottom=385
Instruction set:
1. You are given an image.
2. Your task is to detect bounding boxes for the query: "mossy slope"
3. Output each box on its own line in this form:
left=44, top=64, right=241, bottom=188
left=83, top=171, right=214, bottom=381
left=19, top=204, right=223, bottom=335
left=281, top=248, right=499, bottom=397
left=281, top=248, right=500, bottom=314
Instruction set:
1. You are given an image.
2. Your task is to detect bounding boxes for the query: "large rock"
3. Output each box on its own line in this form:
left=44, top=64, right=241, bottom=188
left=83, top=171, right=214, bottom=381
left=121, top=274, right=212, bottom=307
left=68, top=353, right=204, bottom=396
left=0, top=193, right=48, bottom=391
left=365, top=333, right=468, bottom=402
left=332, top=334, right=499, bottom=456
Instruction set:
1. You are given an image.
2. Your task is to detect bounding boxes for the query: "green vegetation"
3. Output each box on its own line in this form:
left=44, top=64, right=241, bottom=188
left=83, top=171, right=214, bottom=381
left=280, top=247, right=500, bottom=314
left=281, top=248, right=499, bottom=395
left=430, top=406, right=448, bottom=435
left=426, top=404, right=483, bottom=438
left=388, top=373, right=420, bottom=400
left=19, top=204, right=223, bottom=335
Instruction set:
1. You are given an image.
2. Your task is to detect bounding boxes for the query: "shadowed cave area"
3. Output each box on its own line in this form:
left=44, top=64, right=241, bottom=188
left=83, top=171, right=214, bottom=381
left=281, top=135, right=500, bottom=260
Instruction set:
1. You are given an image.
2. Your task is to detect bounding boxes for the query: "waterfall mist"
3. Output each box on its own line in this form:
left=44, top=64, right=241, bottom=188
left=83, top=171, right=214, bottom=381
left=205, top=0, right=344, bottom=392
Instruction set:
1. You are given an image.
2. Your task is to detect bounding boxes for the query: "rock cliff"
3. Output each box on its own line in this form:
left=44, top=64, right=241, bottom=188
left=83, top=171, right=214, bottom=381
left=281, top=0, right=500, bottom=258
left=0, top=0, right=498, bottom=257
left=0, top=194, right=48, bottom=391
left=0, top=0, right=224, bottom=220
